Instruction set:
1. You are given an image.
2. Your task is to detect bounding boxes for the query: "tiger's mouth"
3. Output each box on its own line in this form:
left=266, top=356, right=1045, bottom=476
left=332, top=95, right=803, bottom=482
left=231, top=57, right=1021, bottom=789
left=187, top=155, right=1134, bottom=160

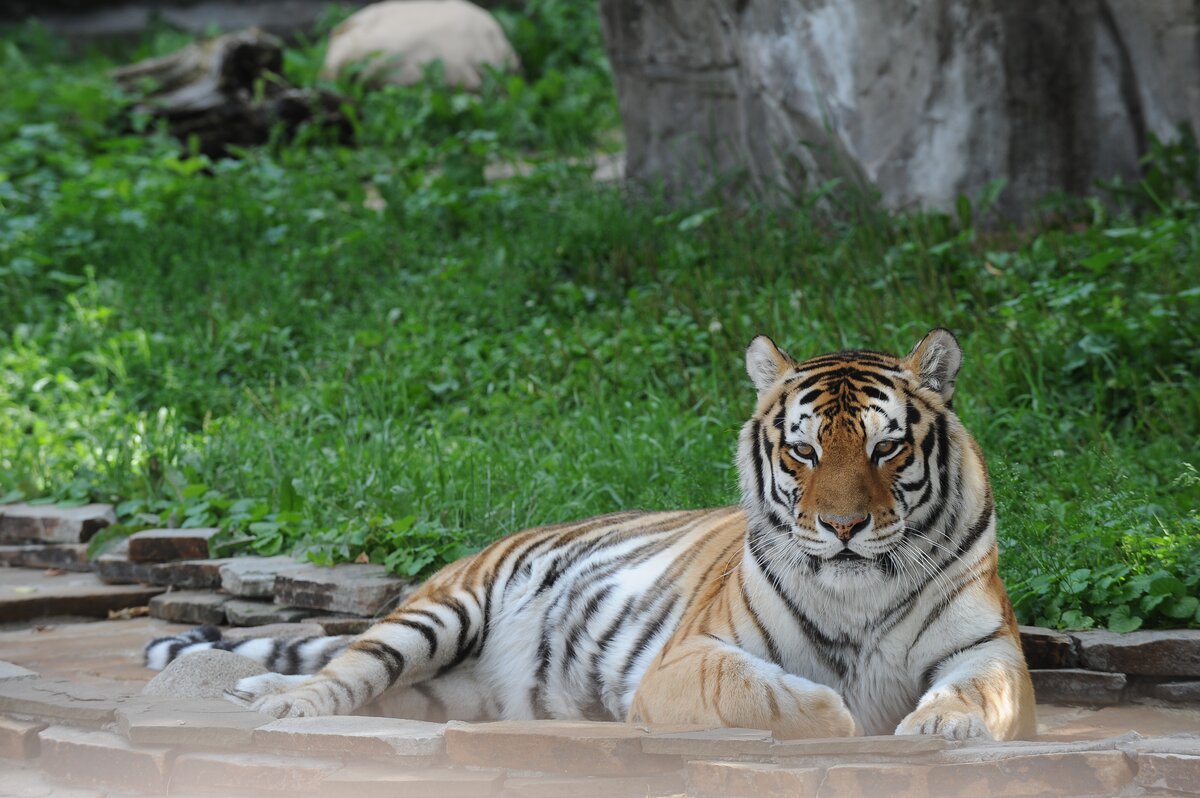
left=831, top=549, right=869, bottom=562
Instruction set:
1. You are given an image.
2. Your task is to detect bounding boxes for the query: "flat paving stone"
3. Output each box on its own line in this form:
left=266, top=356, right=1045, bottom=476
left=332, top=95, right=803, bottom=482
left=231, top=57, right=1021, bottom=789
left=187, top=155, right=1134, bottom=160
left=642, top=727, right=772, bottom=757
left=253, top=716, right=444, bottom=759
left=445, top=720, right=675, bottom=776
left=0, top=543, right=91, bottom=571
left=224, top=598, right=316, bottom=626
left=39, top=725, right=171, bottom=793
left=0, top=617, right=189, bottom=684
left=923, top=749, right=1135, bottom=798
left=1019, top=625, right=1079, bottom=669
left=220, top=556, right=303, bottom=598
left=688, top=760, right=822, bottom=798
left=319, top=763, right=505, bottom=798
left=1074, top=629, right=1200, bottom=676
left=1037, top=702, right=1200, bottom=740
left=224, top=622, right=326, bottom=642
left=0, top=660, right=38, bottom=681
left=172, top=750, right=345, bottom=794
left=0, top=716, right=44, bottom=760
left=274, top=564, right=415, bottom=617
left=148, top=589, right=228, bottom=624
left=770, top=734, right=956, bottom=760
left=0, top=503, right=115, bottom=544
left=1031, top=668, right=1126, bottom=706
left=1136, top=752, right=1200, bottom=794
left=127, top=527, right=220, bottom=562
left=503, top=772, right=686, bottom=798
left=148, top=557, right=233, bottom=589
left=116, top=696, right=271, bottom=747
left=0, top=677, right=141, bottom=724
left=0, top=568, right=163, bottom=623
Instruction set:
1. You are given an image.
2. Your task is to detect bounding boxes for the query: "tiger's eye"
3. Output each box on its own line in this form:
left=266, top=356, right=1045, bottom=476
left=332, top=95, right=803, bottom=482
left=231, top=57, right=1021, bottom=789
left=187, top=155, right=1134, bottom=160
left=874, top=440, right=897, bottom=458
left=793, top=443, right=816, bottom=460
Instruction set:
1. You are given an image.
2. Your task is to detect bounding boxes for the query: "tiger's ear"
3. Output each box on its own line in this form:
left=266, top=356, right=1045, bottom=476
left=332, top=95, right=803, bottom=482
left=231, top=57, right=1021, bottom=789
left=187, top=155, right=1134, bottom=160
left=745, top=335, right=796, bottom=396
left=903, top=328, right=963, bottom=402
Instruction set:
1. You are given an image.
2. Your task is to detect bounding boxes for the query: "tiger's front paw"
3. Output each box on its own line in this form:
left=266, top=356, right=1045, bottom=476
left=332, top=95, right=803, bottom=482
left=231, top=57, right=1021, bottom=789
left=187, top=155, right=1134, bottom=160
left=896, top=705, right=992, bottom=741
left=776, top=674, right=858, bottom=739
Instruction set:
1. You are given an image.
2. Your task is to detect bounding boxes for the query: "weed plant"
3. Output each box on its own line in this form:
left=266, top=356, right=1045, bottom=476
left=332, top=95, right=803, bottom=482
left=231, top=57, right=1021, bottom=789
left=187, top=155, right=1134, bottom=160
left=0, top=5, right=1197, bottom=631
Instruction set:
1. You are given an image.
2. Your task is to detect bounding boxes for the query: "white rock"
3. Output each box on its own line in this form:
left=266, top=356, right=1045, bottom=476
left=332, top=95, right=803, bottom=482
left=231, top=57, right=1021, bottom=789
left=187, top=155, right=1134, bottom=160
left=142, top=650, right=268, bottom=700
left=322, top=0, right=519, bottom=91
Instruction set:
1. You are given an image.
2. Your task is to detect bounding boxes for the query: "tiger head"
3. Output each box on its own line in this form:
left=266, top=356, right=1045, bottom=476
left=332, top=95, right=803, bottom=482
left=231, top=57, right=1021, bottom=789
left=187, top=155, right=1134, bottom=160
left=738, top=328, right=987, bottom=587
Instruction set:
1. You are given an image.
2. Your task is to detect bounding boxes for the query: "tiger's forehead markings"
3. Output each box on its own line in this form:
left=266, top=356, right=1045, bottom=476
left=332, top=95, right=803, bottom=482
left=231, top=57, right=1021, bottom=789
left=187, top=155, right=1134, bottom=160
left=779, top=352, right=906, bottom=438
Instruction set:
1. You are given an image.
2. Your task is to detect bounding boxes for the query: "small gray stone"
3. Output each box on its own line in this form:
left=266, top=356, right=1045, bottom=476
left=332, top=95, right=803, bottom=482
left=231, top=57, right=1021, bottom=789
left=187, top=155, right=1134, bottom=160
left=128, top=528, right=220, bottom=563
left=223, top=622, right=326, bottom=642
left=1149, top=681, right=1200, bottom=704
left=253, top=716, right=445, bottom=758
left=1031, top=668, right=1126, bottom=706
left=1020, top=625, right=1079, bottom=669
left=148, top=590, right=228, bottom=624
left=1075, top=630, right=1200, bottom=677
left=0, top=678, right=140, bottom=724
left=224, top=599, right=315, bottom=626
left=93, top=538, right=154, bottom=585
left=117, top=697, right=270, bottom=747
left=0, top=543, right=91, bottom=571
left=148, top=558, right=234, bottom=589
left=0, top=660, right=38, bottom=681
left=219, top=556, right=302, bottom=598
left=274, top=564, right=416, bottom=617
left=0, top=503, right=116, bottom=544
left=142, top=649, right=268, bottom=700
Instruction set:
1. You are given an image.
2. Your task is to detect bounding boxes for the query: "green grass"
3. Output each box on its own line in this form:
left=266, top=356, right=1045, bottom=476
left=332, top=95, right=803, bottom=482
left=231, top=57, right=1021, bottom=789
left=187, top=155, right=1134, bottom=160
left=1, top=6, right=1198, bottom=632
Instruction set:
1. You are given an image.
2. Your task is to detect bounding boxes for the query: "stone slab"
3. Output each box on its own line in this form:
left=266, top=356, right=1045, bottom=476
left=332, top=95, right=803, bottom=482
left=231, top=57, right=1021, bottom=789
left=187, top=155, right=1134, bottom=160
left=923, top=750, right=1136, bottom=797
left=1135, top=752, right=1200, bottom=793
left=142, top=648, right=269, bottom=700
left=0, top=543, right=91, bottom=572
left=1031, top=668, right=1126, bottom=706
left=93, top=538, right=154, bottom=585
left=172, top=750, right=345, bottom=794
left=1019, top=625, right=1078, bottom=669
left=0, top=616, right=190, bottom=684
left=148, top=590, right=228, bottom=624
left=224, top=622, right=326, bottom=642
left=0, top=567, right=162, bottom=623
left=224, top=599, right=316, bottom=626
left=0, top=677, right=141, bottom=724
left=116, top=697, right=271, bottom=747
left=253, top=715, right=444, bottom=758
left=819, top=762, right=929, bottom=798
left=39, top=725, right=171, bottom=792
left=1149, top=680, right=1200, bottom=704
left=688, top=760, right=823, bottom=798
left=274, top=564, right=415, bottom=617
left=319, top=763, right=505, bottom=798
left=642, top=727, right=773, bottom=757
left=445, top=720, right=675, bottom=776
left=0, top=661, right=38, bottom=681
left=504, top=772, right=686, bottom=798
left=1075, top=629, right=1200, bottom=676
left=771, top=734, right=955, bottom=760
left=314, top=615, right=372, bottom=635
left=219, top=556, right=303, bottom=598
left=128, top=527, right=220, bottom=562
left=148, top=557, right=234, bottom=589
left=0, top=716, right=44, bottom=760
left=0, top=503, right=115, bottom=544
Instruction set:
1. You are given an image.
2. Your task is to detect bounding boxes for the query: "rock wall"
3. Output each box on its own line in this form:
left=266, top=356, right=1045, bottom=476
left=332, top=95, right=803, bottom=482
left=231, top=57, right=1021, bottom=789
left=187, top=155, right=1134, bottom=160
left=598, top=0, right=1200, bottom=219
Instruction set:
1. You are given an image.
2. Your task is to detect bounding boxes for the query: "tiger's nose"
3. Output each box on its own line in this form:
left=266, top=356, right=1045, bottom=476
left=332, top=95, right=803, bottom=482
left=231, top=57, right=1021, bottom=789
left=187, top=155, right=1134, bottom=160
left=818, top=514, right=871, bottom=541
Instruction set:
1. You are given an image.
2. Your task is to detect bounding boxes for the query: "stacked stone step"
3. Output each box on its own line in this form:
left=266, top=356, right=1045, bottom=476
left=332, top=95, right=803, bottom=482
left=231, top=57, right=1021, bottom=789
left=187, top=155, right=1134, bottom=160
left=1021, top=625, right=1200, bottom=707
left=0, top=502, right=115, bottom=572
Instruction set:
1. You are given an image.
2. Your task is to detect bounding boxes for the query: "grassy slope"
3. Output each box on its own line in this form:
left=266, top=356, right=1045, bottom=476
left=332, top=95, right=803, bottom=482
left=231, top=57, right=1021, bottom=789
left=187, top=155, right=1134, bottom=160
left=0, top=8, right=1197, bottom=631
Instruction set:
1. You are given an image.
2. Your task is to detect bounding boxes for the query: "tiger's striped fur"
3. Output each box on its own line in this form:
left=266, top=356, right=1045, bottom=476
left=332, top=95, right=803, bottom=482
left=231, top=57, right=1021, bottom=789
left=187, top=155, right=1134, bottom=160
left=145, top=329, right=1035, bottom=740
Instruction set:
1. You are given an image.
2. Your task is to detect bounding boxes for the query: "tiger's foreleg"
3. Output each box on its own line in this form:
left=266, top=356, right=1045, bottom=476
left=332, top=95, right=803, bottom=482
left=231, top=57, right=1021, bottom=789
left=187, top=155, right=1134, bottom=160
left=628, top=636, right=857, bottom=739
left=897, top=634, right=1035, bottom=741
left=228, top=595, right=481, bottom=719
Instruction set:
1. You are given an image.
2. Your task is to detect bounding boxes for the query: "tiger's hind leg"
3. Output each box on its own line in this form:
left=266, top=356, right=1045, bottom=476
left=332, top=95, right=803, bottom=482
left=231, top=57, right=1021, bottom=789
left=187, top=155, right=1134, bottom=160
left=230, top=594, right=483, bottom=719
left=630, top=636, right=857, bottom=739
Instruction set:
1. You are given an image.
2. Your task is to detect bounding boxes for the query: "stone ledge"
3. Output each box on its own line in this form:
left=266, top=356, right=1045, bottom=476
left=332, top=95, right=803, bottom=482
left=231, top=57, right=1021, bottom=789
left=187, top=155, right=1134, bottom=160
left=1135, top=752, right=1200, bottom=795
left=172, top=750, right=347, bottom=794
left=0, top=678, right=141, bottom=725
left=319, top=763, right=505, bottom=798
left=116, top=697, right=271, bottom=747
left=1031, top=669, right=1127, bottom=706
left=128, top=527, right=221, bottom=563
left=39, top=725, right=172, bottom=793
left=445, top=720, right=677, bottom=776
left=1074, top=630, right=1200, bottom=677
left=252, top=716, right=445, bottom=760
left=0, top=715, right=45, bottom=760
left=0, top=503, right=115, bottom=544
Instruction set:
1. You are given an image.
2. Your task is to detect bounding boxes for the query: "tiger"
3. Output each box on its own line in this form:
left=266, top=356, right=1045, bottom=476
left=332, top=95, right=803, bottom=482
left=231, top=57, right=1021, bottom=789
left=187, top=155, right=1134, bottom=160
left=145, top=328, right=1035, bottom=740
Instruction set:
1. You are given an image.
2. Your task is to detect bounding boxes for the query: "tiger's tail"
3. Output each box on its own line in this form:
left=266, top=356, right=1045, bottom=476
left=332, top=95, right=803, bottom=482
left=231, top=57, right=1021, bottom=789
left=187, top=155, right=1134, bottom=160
left=143, top=626, right=352, bottom=675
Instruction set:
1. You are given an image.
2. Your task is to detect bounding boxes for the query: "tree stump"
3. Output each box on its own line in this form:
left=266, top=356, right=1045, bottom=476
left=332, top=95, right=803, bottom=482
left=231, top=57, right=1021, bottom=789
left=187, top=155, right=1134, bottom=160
left=111, top=28, right=350, bottom=157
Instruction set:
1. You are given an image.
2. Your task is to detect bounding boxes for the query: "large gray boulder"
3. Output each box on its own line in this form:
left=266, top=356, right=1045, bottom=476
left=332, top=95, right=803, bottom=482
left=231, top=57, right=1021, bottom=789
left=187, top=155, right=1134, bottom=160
left=599, top=0, right=1200, bottom=219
